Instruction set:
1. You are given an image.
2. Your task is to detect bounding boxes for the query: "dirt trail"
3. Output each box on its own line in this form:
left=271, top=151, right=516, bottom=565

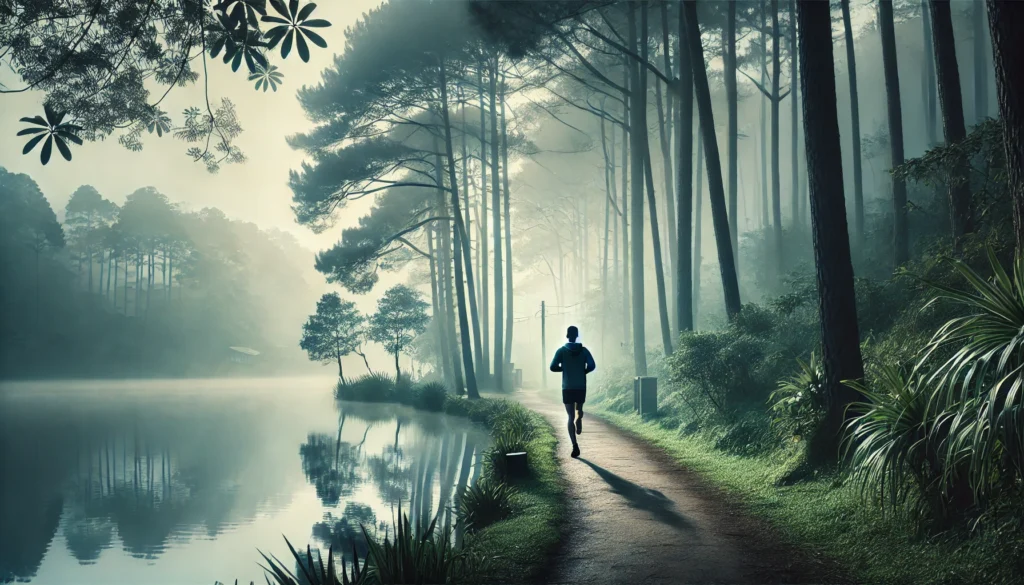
left=518, top=390, right=844, bottom=585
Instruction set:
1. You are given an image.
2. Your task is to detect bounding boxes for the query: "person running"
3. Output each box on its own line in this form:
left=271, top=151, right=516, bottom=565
left=549, top=325, right=596, bottom=458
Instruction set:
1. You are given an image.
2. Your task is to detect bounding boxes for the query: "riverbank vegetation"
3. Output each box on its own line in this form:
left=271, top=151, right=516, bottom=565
left=262, top=377, right=564, bottom=584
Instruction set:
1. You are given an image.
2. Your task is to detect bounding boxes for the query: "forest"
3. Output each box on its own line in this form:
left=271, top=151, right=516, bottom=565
left=0, top=167, right=323, bottom=377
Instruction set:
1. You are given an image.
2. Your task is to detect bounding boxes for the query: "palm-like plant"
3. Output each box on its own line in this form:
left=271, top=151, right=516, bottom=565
left=249, top=64, right=284, bottom=92
left=458, top=480, right=516, bottom=532
left=260, top=537, right=365, bottom=585
left=18, top=104, right=83, bottom=164
left=843, top=366, right=954, bottom=517
left=360, top=513, right=483, bottom=584
left=918, top=248, right=1024, bottom=494
left=261, top=0, right=331, bottom=62
left=768, top=352, right=826, bottom=439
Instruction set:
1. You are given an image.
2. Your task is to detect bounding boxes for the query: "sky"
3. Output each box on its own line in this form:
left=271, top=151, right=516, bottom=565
left=0, top=0, right=384, bottom=254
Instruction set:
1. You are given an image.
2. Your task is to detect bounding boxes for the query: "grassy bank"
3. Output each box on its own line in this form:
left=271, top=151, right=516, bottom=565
left=337, top=375, right=566, bottom=584
left=593, top=407, right=1024, bottom=585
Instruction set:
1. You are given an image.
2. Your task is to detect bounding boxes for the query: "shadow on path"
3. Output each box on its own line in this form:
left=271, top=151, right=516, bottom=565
left=578, top=457, right=695, bottom=533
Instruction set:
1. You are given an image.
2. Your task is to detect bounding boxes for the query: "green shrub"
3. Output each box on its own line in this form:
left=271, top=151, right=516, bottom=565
left=413, top=381, right=449, bottom=412
left=362, top=513, right=485, bottom=585
left=336, top=372, right=397, bottom=402
left=458, top=480, right=516, bottom=532
left=486, top=421, right=533, bottom=480
left=768, top=352, right=826, bottom=441
left=259, top=536, right=365, bottom=585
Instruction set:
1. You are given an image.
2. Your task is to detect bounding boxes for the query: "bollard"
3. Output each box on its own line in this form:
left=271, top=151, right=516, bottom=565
left=505, top=451, right=529, bottom=478
left=638, top=376, right=658, bottom=418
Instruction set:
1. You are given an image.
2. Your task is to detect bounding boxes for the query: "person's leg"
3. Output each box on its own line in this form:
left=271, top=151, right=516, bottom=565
left=564, top=402, right=577, bottom=445
left=575, top=401, right=584, bottom=434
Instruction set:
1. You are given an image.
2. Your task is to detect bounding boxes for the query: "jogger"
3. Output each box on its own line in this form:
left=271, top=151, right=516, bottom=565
left=550, top=325, right=596, bottom=458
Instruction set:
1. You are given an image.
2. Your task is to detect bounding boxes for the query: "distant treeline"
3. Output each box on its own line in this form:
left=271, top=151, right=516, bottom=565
left=0, top=167, right=321, bottom=378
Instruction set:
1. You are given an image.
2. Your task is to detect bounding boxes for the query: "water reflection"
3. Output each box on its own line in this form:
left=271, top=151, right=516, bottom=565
left=0, top=379, right=488, bottom=584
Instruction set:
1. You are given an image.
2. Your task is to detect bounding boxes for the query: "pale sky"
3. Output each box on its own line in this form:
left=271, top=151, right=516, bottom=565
left=0, top=0, right=384, bottom=253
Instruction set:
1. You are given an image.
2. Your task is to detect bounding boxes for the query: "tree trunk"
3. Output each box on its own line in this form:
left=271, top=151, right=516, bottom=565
left=726, top=0, right=740, bottom=265
left=621, top=55, right=631, bottom=342
left=930, top=0, right=974, bottom=243
left=677, top=1, right=694, bottom=333
left=439, top=59, right=480, bottom=399
left=683, top=0, right=743, bottom=320
left=771, top=0, right=783, bottom=280
left=601, top=106, right=612, bottom=356
left=760, top=0, right=769, bottom=233
left=789, top=0, right=800, bottom=226
left=113, top=254, right=119, bottom=311
left=922, top=0, right=939, bottom=147
left=796, top=0, right=866, bottom=464
left=986, top=0, right=1024, bottom=254
left=628, top=4, right=648, bottom=375
left=879, top=0, right=910, bottom=267
left=477, top=61, right=490, bottom=382
left=643, top=130, right=675, bottom=356
left=659, top=1, right=677, bottom=325
left=693, top=130, right=704, bottom=327
left=394, top=350, right=401, bottom=384
left=490, top=57, right=504, bottom=391
left=338, top=355, right=345, bottom=383
left=501, top=74, right=514, bottom=368
left=428, top=225, right=454, bottom=385
left=841, top=0, right=865, bottom=247
left=974, top=2, right=988, bottom=124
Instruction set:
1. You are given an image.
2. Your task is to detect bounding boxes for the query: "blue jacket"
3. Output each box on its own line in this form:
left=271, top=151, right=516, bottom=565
left=549, top=342, right=596, bottom=390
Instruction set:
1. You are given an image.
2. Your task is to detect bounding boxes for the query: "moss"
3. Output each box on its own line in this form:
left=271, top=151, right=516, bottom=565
left=595, top=408, right=1024, bottom=585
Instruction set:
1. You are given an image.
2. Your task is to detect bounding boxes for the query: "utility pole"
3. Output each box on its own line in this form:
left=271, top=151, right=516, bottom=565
left=541, top=300, right=546, bottom=389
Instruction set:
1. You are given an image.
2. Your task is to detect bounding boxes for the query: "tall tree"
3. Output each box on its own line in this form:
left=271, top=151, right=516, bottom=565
left=789, top=0, right=800, bottom=225
left=683, top=0, right=742, bottom=320
left=500, top=73, right=514, bottom=369
left=770, top=0, right=783, bottom=279
left=841, top=0, right=865, bottom=246
left=796, top=0, right=865, bottom=463
left=676, top=3, right=695, bottom=333
left=725, top=1, right=739, bottom=266
left=628, top=4, right=648, bottom=375
left=986, top=1, right=1024, bottom=253
left=929, top=0, right=973, bottom=242
left=490, top=56, right=504, bottom=390
left=368, top=285, right=429, bottom=383
left=921, top=0, right=939, bottom=147
left=878, top=0, right=910, bottom=267
left=973, top=2, right=989, bottom=124
left=300, top=293, right=365, bottom=382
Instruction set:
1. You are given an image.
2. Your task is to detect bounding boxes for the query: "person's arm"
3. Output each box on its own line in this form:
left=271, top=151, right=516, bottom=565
left=584, top=348, right=596, bottom=374
left=549, top=348, right=563, bottom=372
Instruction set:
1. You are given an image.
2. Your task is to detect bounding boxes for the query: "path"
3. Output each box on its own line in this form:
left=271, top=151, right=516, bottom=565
left=517, top=390, right=843, bottom=585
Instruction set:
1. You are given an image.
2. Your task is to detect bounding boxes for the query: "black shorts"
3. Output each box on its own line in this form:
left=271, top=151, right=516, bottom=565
left=562, top=388, right=586, bottom=405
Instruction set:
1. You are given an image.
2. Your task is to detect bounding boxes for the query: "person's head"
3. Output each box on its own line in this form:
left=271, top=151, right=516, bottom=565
left=566, top=325, right=579, bottom=342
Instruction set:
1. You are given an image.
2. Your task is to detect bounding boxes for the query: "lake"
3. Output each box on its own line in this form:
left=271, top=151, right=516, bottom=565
left=0, top=378, right=489, bottom=585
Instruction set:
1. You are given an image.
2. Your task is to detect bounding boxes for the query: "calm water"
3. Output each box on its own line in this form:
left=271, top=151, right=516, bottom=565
left=0, top=378, right=488, bottom=584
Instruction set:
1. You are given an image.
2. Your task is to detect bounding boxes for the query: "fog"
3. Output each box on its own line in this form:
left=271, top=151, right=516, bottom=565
left=0, top=0, right=1001, bottom=384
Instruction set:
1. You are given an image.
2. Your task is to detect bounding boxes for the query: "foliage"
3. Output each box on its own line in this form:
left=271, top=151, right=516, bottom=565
left=336, top=372, right=398, bottom=403
left=300, top=293, right=365, bottom=378
left=458, top=480, right=516, bottom=533
left=769, top=353, right=826, bottom=441
left=3, top=0, right=331, bottom=168
left=367, top=284, right=430, bottom=380
left=414, top=381, right=449, bottom=412
left=361, top=513, right=485, bottom=585
left=18, top=104, right=83, bottom=164
left=0, top=169, right=320, bottom=378
left=260, top=537, right=365, bottom=585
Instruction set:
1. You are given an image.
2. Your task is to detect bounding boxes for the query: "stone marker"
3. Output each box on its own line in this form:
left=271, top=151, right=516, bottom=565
left=505, top=451, right=528, bottom=478
left=637, top=376, right=658, bottom=418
